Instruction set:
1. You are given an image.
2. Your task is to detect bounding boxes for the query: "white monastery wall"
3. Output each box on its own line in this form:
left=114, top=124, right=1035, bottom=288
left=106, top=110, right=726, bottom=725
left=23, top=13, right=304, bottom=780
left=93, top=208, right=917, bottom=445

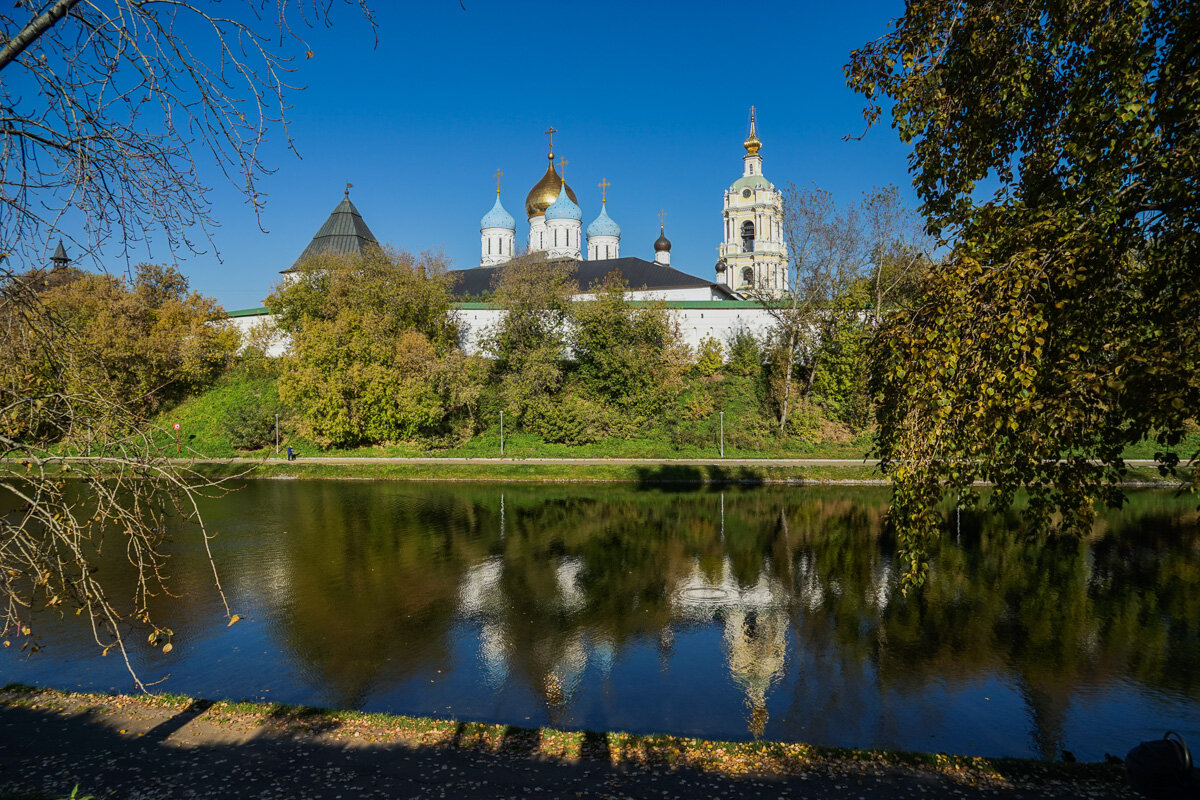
left=454, top=305, right=777, bottom=356
left=227, top=304, right=780, bottom=359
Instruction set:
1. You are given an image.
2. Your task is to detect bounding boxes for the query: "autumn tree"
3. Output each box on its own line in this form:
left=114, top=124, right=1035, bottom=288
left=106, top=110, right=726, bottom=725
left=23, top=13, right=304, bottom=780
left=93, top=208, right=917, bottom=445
left=36, top=264, right=238, bottom=416
left=0, top=1, right=373, bottom=683
left=847, top=0, right=1200, bottom=585
left=268, top=248, right=484, bottom=447
left=746, top=184, right=865, bottom=432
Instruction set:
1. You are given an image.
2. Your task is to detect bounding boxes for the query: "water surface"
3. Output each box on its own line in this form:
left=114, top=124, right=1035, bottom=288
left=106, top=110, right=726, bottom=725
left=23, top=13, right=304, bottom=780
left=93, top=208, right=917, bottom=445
left=3, top=481, right=1197, bottom=760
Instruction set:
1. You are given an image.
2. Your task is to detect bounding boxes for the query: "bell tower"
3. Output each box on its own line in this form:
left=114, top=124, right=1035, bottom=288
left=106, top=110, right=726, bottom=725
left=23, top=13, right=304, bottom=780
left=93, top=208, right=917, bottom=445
left=716, top=108, right=788, bottom=297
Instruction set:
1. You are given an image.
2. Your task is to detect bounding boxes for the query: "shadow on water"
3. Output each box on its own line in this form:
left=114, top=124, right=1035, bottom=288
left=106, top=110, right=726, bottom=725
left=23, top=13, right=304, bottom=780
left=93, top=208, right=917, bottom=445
left=631, top=464, right=769, bottom=489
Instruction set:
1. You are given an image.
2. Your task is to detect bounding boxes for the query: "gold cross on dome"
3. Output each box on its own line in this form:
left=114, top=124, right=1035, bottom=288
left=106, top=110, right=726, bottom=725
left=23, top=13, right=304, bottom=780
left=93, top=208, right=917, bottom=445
left=557, top=156, right=568, bottom=181
left=494, top=168, right=503, bottom=195
left=658, top=208, right=667, bottom=226
left=598, top=178, right=610, bottom=203
left=544, top=126, right=557, bottom=152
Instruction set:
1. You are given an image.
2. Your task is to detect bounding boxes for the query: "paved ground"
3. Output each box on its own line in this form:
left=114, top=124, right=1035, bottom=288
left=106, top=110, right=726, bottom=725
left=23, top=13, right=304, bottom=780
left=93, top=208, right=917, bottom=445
left=0, top=693, right=1136, bottom=800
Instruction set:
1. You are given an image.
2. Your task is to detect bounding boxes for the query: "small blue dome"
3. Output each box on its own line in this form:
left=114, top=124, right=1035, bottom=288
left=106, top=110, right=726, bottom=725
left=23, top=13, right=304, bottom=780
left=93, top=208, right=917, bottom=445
left=586, top=203, right=621, bottom=239
left=544, top=184, right=582, bottom=222
left=480, top=195, right=515, bottom=230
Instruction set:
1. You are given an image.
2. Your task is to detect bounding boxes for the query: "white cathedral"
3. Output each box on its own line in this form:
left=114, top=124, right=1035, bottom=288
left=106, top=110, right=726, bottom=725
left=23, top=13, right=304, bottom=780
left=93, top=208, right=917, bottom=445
left=472, top=110, right=789, bottom=299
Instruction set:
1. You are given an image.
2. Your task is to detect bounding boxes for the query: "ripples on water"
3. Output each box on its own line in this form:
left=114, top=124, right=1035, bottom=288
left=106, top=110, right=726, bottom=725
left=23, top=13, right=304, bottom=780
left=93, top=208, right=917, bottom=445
left=3, top=481, right=1198, bottom=761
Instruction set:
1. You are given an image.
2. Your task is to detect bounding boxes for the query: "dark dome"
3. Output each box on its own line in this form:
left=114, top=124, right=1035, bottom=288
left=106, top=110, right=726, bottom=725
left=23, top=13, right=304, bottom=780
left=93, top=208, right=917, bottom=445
left=654, top=227, right=672, bottom=252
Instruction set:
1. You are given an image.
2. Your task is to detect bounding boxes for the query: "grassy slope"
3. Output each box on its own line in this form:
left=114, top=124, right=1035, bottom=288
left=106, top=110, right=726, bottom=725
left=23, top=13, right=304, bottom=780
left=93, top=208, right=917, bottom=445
left=159, top=372, right=878, bottom=461
left=162, top=371, right=1200, bottom=469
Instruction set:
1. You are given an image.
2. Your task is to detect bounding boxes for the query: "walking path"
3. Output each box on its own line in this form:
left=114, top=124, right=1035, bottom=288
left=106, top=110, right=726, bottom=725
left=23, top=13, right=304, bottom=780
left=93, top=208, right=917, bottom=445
left=176, top=456, right=1168, bottom=467
left=0, top=690, right=1135, bottom=800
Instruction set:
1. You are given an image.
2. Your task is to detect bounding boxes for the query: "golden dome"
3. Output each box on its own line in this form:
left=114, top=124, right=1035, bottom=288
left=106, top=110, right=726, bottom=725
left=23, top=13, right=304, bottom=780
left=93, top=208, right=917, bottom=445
left=744, top=107, right=762, bottom=156
left=525, top=153, right=577, bottom=218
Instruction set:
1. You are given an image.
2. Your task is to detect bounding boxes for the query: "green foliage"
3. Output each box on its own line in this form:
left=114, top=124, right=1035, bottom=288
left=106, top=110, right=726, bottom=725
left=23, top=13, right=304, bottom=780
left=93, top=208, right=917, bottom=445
left=525, top=393, right=610, bottom=446
left=724, top=330, right=763, bottom=378
left=681, top=392, right=716, bottom=422
left=571, top=272, right=688, bottom=416
left=694, top=336, right=724, bottom=377
left=810, top=280, right=873, bottom=430
left=482, top=254, right=573, bottom=425
left=847, top=0, right=1200, bottom=586
left=268, top=248, right=482, bottom=448
left=222, top=401, right=277, bottom=451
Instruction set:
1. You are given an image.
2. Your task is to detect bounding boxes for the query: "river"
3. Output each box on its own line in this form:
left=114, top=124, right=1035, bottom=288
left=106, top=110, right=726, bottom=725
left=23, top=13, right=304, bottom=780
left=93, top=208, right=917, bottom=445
left=3, top=480, right=1197, bottom=761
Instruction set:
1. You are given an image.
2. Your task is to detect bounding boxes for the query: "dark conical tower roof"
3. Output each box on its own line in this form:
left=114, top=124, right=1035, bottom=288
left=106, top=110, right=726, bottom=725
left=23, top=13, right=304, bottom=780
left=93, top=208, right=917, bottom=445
left=51, top=240, right=69, bottom=267
left=288, top=188, right=379, bottom=270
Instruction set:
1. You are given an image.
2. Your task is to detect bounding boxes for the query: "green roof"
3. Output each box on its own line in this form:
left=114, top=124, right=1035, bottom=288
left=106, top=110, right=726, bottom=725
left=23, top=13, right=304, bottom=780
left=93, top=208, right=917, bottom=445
left=226, top=306, right=271, bottom=318
left=731, top=175, right=773, bottom=192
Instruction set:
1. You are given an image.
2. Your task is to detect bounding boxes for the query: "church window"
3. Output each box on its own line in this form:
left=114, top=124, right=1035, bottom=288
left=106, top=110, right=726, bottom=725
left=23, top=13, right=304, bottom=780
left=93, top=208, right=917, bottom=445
left=741, top=221, right=755, bottom=252
left=488, top=239, right=492, bottom=255
left=742, top=267, right=754, bottom=287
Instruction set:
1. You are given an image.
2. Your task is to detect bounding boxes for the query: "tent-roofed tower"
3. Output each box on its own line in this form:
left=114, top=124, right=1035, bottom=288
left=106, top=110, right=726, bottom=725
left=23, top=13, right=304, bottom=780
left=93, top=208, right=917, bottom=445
left=288, top=185, right=379, bottom=271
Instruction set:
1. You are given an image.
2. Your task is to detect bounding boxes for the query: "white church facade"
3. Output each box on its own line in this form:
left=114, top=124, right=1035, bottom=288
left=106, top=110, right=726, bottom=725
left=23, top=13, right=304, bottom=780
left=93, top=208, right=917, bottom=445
left=469, top=111, right=788, bottom=300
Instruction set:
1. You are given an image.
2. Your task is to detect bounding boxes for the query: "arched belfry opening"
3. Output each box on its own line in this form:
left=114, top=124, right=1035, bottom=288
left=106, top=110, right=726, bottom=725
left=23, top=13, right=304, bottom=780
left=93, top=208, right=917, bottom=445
left=741, top=221, right=755, bottom=253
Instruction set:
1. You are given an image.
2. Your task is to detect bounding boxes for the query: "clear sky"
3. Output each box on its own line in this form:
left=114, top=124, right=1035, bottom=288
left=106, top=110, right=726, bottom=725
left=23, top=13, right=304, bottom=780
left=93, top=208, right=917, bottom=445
left=149, top=0, right=915, bottom=310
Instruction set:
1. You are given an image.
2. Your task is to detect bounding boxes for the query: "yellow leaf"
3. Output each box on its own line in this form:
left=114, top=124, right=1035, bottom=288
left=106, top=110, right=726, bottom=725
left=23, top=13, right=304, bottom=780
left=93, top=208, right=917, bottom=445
left=228, top=614, right=241, bottom=627
left=162, top=643, right=173, bottom=654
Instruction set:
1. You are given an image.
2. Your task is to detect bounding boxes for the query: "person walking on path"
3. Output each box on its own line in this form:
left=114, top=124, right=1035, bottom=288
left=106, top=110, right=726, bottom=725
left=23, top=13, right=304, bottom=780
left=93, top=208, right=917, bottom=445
left=286, top=445, right=295, bottom=461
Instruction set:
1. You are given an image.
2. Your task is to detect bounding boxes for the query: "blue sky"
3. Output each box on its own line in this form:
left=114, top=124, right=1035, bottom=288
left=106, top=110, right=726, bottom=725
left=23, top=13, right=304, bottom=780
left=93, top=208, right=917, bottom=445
left=145, top=0, right=914, bottom=310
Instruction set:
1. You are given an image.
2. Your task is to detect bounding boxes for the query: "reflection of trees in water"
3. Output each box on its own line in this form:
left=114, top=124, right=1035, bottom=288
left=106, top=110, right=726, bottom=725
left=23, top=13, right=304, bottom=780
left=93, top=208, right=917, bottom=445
left=251, top=481, right=1199, bottom=746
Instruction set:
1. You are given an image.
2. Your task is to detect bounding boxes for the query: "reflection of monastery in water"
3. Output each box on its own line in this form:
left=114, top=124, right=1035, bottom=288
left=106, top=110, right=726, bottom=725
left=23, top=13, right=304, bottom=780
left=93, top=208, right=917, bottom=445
left=672, top=558, right=790, bottom=735
left=455, top=546, right=794, bottom=736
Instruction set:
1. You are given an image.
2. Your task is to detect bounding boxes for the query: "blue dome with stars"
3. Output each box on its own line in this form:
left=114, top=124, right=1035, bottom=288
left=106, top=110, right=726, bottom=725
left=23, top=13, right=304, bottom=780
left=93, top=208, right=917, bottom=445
left=480, top=195, right=515, bottom=230
left=544, top=184, right=582, bottom=222
left=586, top=203, right=621, bottom=239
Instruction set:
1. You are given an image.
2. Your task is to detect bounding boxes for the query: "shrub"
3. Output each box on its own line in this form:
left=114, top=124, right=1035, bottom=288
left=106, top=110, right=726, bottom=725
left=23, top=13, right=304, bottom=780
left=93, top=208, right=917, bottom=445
left=682, top=392, right=716, bottom=421
left=725, top=330, right=762, bottom=378
left=695, top=336, right=724, bottom=377
left=526, top=393, right=609, bottom=446
left=223, top=402, right=276, bottom=450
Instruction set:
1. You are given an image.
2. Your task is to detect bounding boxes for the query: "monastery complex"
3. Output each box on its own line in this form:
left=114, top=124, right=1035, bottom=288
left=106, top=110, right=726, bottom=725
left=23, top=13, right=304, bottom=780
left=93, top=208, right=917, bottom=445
left=228, top=110, right=788, bottom=354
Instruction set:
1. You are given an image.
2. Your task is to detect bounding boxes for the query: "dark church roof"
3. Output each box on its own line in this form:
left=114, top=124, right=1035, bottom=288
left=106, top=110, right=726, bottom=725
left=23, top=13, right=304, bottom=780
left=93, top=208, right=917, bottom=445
left=284, top=191, right=379, bottom=272
left=451, top=257, right=737, bottom=300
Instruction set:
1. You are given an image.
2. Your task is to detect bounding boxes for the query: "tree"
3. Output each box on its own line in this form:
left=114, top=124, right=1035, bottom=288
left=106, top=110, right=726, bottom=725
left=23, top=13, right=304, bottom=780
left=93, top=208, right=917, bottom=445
left=860, top=185, right=933, bottom=325
left=1, top=0, right=374, bottom=267
left=482, top=254, right=574, bottom=424
left=846, top=0, right=1200, bottom=586
left=747, top=184, right=864, bottom=432
left=268, top=247, right=483, bottom=448
left=570, top=272, right=689, bottom=418
left=37, top=264, right=238, bottom=416
left=0, top=1, right=373, bottom=683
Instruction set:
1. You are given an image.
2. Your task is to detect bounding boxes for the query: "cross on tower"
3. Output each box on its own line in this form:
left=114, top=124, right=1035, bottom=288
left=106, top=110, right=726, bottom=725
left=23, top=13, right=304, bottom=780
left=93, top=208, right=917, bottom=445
left=544, top=126, right=557, bottom=153
left=658, top=209, right=667, bottom=228
left=557, top=156, right=568, bottom=181
left=598, top=178, right=610, bottom=204
left=494, top=168, right=503, bottom=195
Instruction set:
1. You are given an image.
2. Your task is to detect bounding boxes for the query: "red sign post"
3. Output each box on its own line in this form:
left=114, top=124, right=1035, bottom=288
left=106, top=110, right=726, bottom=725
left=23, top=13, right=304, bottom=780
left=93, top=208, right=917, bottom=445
left=173, top=422, right=181, bottom=453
